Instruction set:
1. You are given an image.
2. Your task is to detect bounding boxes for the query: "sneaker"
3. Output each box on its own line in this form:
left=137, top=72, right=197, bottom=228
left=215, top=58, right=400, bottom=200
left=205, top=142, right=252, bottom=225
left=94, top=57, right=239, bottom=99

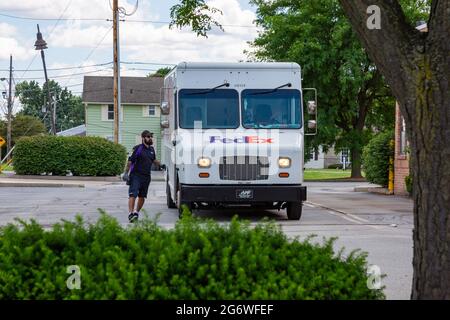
left=128, top=212, right=138, bottom=223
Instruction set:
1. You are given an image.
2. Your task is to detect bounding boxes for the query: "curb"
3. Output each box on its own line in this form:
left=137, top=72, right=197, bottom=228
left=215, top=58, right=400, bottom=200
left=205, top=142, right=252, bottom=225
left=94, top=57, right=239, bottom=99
left=354, top=186, right=393, bottom=195
left=0, top=182, right=84, bottom=188
left=6, top=175, right=121, bottom=182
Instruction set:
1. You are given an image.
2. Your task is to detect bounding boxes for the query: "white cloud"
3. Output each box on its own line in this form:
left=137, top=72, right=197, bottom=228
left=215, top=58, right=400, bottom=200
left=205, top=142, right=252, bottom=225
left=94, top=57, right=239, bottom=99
left=0, top=23, right=33, bottom=60
left=45, top=0, right=259, bottom=65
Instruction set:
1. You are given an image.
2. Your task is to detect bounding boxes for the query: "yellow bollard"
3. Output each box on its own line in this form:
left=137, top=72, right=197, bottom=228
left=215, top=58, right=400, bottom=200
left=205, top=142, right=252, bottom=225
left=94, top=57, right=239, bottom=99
left=388, top=140, right=394, bottom=194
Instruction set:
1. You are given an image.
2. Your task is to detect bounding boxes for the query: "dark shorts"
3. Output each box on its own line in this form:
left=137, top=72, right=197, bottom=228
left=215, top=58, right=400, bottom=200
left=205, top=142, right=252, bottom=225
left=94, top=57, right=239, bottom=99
left=128, top=173, right=151, bottom=198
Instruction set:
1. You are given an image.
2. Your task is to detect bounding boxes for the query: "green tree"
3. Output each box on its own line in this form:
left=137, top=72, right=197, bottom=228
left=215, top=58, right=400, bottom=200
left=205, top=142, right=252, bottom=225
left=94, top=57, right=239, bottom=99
left=0, top=114, right=47, bottom=154
left=15, top=80, right=84, bottom=133
left=248, top=0, right=396, bottom=178
left=147, top=67, right=173, bottom=77
left=169, top=0, right=449, bottom=299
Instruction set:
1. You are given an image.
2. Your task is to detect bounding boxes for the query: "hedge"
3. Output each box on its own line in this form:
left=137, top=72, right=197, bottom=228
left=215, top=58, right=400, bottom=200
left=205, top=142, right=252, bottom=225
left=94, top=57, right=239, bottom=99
left=13, top=136, right=127, bottom=176
left=0, top=210, right=385, bottom=300
left=362, top=131, right=394, bottom=187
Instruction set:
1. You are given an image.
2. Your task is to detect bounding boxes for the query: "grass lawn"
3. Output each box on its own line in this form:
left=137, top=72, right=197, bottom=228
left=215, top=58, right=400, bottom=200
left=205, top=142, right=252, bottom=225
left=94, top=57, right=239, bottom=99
left=304, top=169, right=352, bottom=180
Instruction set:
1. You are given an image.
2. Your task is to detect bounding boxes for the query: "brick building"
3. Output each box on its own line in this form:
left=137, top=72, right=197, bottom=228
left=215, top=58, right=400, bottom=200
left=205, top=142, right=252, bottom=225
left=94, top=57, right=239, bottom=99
left=394, top=102, right=409, bottom=195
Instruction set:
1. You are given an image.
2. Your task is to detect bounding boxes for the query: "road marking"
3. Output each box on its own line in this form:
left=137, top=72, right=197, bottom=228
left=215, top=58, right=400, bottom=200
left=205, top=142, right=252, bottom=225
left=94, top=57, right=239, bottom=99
left=306, top=200, right=385, bottom=230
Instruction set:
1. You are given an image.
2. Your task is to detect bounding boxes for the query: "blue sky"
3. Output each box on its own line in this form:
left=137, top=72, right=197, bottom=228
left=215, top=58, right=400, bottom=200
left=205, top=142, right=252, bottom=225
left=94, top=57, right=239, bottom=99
left=0, top=0, right=259, bottom=105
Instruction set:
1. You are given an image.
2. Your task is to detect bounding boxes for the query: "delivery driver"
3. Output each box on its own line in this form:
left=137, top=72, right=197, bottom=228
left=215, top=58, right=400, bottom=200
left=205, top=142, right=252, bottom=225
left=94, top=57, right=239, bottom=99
left=123, top=130, right=159, bottom=223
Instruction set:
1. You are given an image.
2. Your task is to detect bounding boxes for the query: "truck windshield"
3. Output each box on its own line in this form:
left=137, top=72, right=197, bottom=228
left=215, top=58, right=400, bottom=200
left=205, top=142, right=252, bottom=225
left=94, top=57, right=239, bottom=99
left=241, top=89, right=302, bottom=129
left=179, top=89, right=239, bottom=129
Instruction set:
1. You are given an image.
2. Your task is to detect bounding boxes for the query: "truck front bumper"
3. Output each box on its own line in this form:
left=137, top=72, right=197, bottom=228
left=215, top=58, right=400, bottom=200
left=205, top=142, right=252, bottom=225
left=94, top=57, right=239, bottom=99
left=180, top=184, right=307, bottom=203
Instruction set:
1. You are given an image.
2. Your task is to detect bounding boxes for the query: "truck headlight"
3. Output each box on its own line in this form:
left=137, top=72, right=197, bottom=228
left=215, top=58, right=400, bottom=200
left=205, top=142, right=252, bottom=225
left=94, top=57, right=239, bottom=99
left=198, top=157, right=211, bottom=168
left=278, top=157, right=291, bottom=168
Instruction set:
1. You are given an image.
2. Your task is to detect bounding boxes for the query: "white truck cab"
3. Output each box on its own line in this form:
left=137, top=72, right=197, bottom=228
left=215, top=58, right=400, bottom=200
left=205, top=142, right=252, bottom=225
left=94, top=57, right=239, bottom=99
left=160, top=62, right=317, bottom=220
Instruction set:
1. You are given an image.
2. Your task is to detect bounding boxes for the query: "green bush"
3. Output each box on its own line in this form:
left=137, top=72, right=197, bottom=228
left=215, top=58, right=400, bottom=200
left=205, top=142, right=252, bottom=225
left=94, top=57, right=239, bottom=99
left=405, top=175, right=412, bottom=195
left=13, top=136, right=127, bottom=176
left=362, top=131, right=394, bottom=187
left=0, top=212, right=385, bottom=300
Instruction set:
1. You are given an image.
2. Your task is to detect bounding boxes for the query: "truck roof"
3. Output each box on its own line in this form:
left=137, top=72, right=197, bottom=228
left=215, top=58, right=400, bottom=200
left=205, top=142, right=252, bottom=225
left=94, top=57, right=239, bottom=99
left=176, top=61, right=301, bottom=71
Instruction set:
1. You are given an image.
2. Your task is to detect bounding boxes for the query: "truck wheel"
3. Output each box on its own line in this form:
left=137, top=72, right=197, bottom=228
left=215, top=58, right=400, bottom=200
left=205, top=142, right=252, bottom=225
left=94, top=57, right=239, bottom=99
left=287, top=202, right=303, bottom=220
left=176, top=184, right=192, bottom=218
left=166, top=178, right=176, bottom=209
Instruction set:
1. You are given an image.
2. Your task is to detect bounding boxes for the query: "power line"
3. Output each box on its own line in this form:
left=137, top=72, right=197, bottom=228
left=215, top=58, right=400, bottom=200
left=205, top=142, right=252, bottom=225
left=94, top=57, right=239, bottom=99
left=62, top=26, right=113, bottom=87
left=17, top=0, right=75, bottom=80
left=0, top=12, right=108, bottom=22
left=121, top=61, right=176, bottom=66
left=13, top=67, right=113, bottom=80
left=0, top=12, right=258, bottom=28
left=0, top=62, right=113, bottom=72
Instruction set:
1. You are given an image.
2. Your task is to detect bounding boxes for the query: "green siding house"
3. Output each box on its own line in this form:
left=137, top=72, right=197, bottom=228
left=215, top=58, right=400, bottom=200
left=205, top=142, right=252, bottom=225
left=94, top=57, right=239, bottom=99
left=82, top=76, right=164, bottom=159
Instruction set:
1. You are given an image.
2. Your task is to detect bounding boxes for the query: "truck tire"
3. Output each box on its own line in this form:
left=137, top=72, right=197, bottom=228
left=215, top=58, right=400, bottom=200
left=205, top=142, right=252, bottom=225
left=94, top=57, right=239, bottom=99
left=176, top=183, right=192, bottom=218
left=166, top=178, right=176, bottom=209
left=287, top=202, right=302, bottom=220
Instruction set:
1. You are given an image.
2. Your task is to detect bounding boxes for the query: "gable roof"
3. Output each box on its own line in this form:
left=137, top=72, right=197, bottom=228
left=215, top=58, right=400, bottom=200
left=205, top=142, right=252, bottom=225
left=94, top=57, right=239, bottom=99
left=82, top=76, right=163, bottom=104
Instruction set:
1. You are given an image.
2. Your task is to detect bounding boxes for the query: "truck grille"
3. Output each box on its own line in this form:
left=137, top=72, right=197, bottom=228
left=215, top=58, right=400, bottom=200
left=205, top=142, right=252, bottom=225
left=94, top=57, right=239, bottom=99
left=219, top=156, right=269, bottom=181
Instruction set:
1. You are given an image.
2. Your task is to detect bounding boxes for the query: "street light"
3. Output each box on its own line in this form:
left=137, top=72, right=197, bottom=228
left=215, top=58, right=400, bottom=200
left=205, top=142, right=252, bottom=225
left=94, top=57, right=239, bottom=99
left=34, top=24, right=56, bottom=135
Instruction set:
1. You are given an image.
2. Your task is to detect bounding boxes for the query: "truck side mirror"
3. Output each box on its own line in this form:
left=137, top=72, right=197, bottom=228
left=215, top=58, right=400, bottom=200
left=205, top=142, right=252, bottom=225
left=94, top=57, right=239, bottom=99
left=303, top=88, right=318, bottom=136
left=160, top=119, right=169, bottom=128
left=307, top=101, right=316, bottom=115
left=308, top=120, right=317, bottom=130
left=161, top=101, right=170, bottom=115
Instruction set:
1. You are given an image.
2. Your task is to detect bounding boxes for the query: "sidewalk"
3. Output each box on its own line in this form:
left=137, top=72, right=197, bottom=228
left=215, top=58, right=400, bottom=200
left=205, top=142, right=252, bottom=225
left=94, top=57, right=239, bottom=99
left=0, top=170, right=165, bottom=187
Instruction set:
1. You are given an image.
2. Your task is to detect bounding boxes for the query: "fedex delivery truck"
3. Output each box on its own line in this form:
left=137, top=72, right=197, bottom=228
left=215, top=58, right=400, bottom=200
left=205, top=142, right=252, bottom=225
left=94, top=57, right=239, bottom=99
left=160, top=62, right=317, bottom=220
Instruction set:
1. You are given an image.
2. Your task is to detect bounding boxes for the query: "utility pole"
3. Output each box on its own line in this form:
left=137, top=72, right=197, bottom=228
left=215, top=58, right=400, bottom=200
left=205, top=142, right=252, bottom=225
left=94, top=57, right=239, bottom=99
left=113, top=0, right=122, bottom=144
left=6, top=55, right=12, bottom=160
left=35, top=24, right=56, bottom=135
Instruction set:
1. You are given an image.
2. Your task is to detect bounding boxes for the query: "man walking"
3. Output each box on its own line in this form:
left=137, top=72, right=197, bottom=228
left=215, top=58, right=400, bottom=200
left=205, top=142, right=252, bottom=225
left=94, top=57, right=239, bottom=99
left=124, top=130, right=158, bottom=223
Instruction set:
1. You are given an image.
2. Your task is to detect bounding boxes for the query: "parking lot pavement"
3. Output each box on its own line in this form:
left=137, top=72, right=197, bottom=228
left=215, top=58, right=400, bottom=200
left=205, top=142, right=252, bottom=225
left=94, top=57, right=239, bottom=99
left=0, top=180, right=414, bottom=299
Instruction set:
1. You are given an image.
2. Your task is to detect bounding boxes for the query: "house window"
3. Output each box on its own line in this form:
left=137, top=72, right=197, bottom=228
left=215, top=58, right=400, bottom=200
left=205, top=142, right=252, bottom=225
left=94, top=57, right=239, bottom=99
left=108, top=104, right=114, bottom=120
left=149, top=105, right=156, bottom=116
left=399, top=117, right=407, bottom=155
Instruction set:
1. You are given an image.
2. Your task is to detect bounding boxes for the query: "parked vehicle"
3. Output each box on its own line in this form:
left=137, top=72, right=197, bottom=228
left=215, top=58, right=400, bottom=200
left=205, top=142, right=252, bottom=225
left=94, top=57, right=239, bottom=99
left=160, top=62, right=317, bottom=220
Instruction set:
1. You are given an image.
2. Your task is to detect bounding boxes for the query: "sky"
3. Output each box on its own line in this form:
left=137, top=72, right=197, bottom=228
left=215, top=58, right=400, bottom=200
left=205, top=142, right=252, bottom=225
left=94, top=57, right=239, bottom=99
left=0, top=0, right=260, bottom=108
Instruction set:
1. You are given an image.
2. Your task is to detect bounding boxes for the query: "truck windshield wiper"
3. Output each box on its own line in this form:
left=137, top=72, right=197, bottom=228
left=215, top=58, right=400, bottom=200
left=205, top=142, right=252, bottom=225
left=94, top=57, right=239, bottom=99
left=249, top=83, right=292, bottom=95
left=186, top=82, right=230, bottom=95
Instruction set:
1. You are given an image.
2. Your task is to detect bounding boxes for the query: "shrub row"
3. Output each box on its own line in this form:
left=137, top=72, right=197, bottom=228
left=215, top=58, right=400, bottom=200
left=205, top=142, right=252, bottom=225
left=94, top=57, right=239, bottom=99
left=13, top=136, right=127, bottom=176
left=0, top=211, right=385, bottom=300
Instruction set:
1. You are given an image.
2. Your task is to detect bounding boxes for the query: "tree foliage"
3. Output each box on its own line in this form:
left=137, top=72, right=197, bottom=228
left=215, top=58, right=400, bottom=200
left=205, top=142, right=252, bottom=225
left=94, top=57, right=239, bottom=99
left=0, top=114, right=47, bottom=154
left=170, top=0, right=224, bottom=37
left=248, top=0, right=398, bottom=177
left=147, top=67, right=173, bottom=78
left=15, top=80, right=84, bottom=133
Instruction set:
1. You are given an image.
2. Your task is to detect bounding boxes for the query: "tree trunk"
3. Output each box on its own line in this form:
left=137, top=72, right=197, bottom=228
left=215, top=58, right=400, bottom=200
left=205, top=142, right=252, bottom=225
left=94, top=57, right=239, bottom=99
left=338, top=0, right=450, bottom=299
left=350, top=147, right=363, bottom=178
left=408, top=58, right=450, bottom=300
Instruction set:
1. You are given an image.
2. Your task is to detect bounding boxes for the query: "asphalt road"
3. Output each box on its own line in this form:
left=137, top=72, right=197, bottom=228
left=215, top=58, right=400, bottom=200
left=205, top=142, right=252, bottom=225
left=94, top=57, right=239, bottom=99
left=0, top=180, right=414, bottom=299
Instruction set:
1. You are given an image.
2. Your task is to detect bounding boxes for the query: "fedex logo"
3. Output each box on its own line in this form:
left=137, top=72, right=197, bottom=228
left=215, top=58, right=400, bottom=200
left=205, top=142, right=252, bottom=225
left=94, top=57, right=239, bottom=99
left=210, top=136, right=274, bottom=144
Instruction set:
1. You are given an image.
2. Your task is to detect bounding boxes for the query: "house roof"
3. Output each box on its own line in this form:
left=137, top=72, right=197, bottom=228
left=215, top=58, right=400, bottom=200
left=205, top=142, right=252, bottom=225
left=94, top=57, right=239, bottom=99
left=82, top=76, right=164, bottom=104
left=57, top=124, right=86, bottom=137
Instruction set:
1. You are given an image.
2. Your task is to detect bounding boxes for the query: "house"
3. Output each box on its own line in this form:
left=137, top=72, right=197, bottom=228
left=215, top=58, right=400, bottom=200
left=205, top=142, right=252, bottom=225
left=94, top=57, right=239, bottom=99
left=393, top=22, right=427, bottom=195
left=304, top=146, right=346, bottom=169
left=82, top=76, right=164, bottom=157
